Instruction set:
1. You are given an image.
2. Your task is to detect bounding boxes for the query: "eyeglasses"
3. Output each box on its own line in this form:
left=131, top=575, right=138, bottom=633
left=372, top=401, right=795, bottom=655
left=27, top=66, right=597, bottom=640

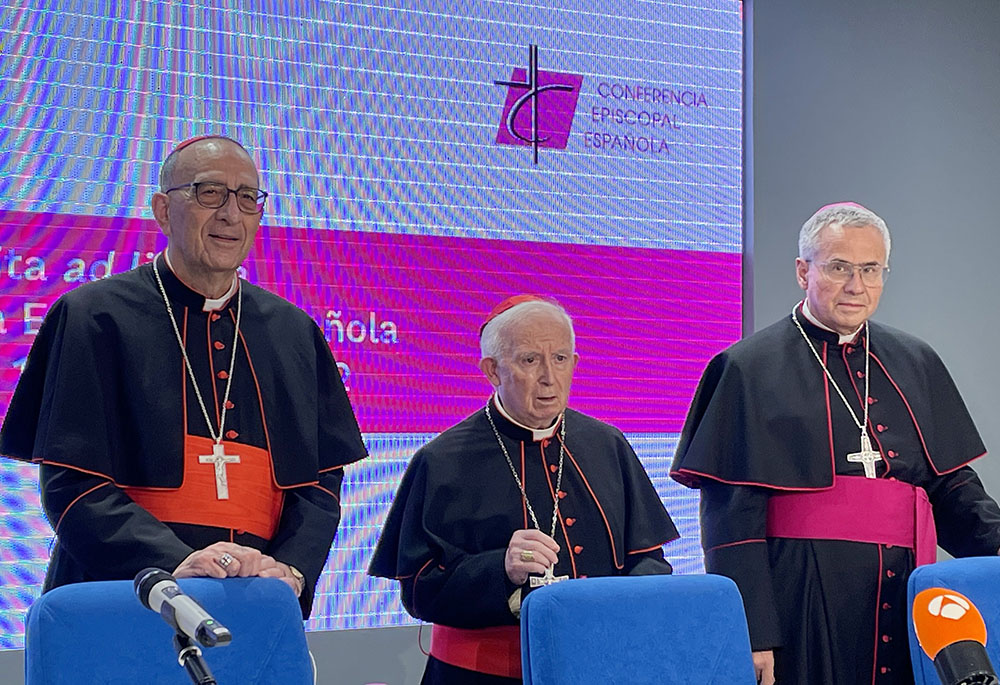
left=810, top=259, right=890, bottom=286
left=164, top=182, right=267, bottom=214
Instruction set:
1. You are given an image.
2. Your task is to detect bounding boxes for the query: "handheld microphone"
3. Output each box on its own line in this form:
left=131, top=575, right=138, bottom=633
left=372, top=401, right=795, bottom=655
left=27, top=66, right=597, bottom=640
left=134, top=568, right=232, bottom=648
left=912, top=587, right=997, bottom=685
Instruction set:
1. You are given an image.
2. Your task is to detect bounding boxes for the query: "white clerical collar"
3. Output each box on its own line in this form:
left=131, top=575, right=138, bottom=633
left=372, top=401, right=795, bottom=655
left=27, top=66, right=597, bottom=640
left=492, top=394, right=560, bottom=441
left=800, top=299, right=863, bottom=345
left=163, top=250, right=239, bottom=312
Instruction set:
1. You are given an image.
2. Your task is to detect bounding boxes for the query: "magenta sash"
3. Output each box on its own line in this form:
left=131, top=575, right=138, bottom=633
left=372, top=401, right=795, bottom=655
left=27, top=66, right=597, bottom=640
left=766, top=476, right=937, bottom=566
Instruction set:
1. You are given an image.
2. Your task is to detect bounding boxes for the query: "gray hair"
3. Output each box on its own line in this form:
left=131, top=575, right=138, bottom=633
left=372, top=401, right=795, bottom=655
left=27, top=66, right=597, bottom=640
left=798, top=202, right=891, bottom=262
left=480, top=300, right=576, bottom=361
left=158, top=136, right=254, bottom=190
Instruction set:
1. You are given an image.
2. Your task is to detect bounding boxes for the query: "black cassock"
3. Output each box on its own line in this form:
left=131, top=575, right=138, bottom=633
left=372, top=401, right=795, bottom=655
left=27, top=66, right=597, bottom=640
left=671, top=306, right=1000, bottom=684
left=370, top=399, right=679, bottom=684
left=0, top=261, right=367, bottom=617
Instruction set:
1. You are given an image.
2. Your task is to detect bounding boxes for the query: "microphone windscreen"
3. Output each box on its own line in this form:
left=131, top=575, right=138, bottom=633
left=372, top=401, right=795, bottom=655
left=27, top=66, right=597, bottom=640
left=913, top=587, right=988, bottom=660
left=134, top=567, right=174, bottom=610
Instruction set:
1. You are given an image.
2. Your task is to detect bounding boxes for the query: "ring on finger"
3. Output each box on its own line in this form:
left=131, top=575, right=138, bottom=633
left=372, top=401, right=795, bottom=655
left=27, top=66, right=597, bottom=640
left=217, top=552, right=235, bottom=569
left=519, top=550, right=535, bottom=563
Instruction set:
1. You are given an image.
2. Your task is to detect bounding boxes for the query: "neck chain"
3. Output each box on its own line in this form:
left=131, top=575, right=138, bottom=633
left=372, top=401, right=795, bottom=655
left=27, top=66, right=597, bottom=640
left=791, top=304, right=871, bottom=441
left=152, top=254, right=241, bottom=445
left=485, top=402, right=565, bottom=539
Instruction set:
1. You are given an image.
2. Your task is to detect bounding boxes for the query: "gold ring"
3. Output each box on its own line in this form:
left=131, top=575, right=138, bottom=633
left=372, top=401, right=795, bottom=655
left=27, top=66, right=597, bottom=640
left=217, top=553, right=234, bottom=568
left=519, top=550, right=535, bottom=563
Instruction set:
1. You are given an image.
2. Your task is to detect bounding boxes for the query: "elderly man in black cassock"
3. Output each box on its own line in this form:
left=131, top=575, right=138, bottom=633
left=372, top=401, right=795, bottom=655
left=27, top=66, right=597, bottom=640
left=671, top=202, right=1000, bottom=684
left=370, top=295, right=679, bottom=684
left=0, top=135, right=368, bottom=617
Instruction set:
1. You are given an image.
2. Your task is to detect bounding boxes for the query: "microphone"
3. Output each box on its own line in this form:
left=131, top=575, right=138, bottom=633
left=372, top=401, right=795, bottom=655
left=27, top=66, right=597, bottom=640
left=912, top=586, right=997, bottom=685
left=134, top=568, right=232, bottom=648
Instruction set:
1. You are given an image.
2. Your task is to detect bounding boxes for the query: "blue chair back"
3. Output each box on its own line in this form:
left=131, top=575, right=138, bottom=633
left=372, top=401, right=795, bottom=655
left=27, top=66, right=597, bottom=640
left=908, top=557, right=1000, bottom=683
left=25, top=576, right=312, bottom=685
left=520, top=574, right=756, bottom=684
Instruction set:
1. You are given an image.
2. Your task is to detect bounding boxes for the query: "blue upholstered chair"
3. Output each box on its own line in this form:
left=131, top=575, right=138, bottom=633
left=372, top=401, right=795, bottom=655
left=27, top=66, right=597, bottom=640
left=25, top=576, right=312, bottom=685
left=520, top=574, right=756, bottom=684
left=908, top=557, right=1000, bottom=684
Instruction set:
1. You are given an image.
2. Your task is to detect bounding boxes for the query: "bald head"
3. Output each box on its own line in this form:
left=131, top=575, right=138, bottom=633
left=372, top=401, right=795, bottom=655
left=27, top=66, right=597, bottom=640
left=159, top=136, right=257, bottom=190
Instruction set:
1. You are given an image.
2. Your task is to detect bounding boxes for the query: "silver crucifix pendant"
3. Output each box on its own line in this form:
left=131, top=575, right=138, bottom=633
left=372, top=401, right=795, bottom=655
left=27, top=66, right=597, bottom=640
left=846, top=433, right=882, bottom=479
left=530, top=565, right=569, bottom=587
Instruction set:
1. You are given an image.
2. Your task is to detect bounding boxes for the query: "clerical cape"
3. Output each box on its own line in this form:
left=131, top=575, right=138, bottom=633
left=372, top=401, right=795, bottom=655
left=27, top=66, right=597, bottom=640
left=671, top=308, right=1000, bottom=683
left=0, top=262, right=368, bottom=617
left=370, top=400, right=679, bottom=684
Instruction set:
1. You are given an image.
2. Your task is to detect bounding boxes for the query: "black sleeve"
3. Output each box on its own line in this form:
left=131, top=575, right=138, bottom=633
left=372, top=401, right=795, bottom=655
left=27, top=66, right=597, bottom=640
left=624, top=549, right=673, bottom=575
left=265, top=467, right=345, bottom=618
left=700, top=481, right=782, bottom=651
left=400, top=548, right=516, bottom=628
left=369, top=453, right=517, bottom=628
left=41, top=464, right=194, bottom=581
left=926, top=466, right=1000, bottom=558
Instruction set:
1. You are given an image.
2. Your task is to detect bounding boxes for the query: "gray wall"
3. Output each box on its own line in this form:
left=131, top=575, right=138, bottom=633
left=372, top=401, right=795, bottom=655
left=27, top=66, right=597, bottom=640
left=751, top=0, right=1000, bottom=498
left=5, top=3, right=999, bottom=683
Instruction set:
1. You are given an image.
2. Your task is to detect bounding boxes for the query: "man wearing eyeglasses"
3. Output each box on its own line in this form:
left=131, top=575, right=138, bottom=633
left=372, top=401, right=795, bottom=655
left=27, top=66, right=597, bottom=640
left=0, top=136, right=368, bottom=618
left=672, top=202, right=1000, bottom=684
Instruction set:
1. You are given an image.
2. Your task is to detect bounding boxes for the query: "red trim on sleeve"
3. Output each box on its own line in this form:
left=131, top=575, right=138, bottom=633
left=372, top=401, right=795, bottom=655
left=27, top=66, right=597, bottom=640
left=311, top=484, right=340, bottom=503
left=670, top=467, right=833, bottom=491
left=707, top=538, right=766, bottom=553
left=55, top=481, right=111, bottom=533
left=395, top=556, right=434, bottom=581
left=627, top=543, right=669, bottom=555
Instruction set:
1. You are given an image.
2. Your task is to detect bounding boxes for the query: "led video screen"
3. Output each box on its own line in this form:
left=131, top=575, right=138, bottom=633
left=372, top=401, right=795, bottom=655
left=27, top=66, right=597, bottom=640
left=0, top=1, right=743, bottom=646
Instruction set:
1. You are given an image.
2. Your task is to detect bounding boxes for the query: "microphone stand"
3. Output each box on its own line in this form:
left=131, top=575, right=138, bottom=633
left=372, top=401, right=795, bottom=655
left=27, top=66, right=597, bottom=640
left=173, top=633, right=218, bottom=684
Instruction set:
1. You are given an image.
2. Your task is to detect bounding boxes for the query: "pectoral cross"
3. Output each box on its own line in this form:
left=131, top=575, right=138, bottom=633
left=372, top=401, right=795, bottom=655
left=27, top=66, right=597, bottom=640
left=199, top=442, right=240, bottom=499
left=530, top=565, right=569, bottom=588
left=847, top=433, right=882, bottom=479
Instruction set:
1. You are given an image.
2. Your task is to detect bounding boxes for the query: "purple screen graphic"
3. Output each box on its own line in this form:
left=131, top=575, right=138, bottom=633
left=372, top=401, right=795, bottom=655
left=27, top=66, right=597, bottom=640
left=496, top=63, right=585, bottom=152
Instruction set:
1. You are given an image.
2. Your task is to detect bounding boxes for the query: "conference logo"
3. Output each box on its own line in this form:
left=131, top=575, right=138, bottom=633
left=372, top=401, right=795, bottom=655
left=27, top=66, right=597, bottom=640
left=494, top=44, right=583, bottom=164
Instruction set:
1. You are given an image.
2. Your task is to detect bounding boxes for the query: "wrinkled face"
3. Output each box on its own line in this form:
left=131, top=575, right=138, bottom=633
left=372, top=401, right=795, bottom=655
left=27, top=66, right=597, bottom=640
left=480, top=310, right=579, bottom=429
left=151, top=139, right=261, bottom=290
left=796, top=223, right=887, bottom=335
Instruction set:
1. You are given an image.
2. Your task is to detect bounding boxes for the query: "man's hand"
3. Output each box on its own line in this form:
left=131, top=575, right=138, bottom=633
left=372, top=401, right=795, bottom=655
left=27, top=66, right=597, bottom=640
left=173, top=542, right=278, bottom=579
left=270, top=561, right=305, bottom=597
left=753, top=650, right=775, bottom=685
left=504, top=529, right=560, bottom=585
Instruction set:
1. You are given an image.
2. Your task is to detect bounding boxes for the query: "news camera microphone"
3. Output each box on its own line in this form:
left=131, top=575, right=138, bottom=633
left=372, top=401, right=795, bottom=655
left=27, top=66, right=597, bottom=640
left=134, top=568, right=232, bottom=648
left=913, top=587, right=998, bottom=685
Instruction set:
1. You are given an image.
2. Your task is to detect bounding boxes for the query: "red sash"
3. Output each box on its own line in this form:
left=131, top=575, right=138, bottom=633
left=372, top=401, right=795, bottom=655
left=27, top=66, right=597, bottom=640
left=766, top=475, right=937, bottom=565
left=430, top=624, right=521, bottom=679
left=124, top=435, right=284, bottom=540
